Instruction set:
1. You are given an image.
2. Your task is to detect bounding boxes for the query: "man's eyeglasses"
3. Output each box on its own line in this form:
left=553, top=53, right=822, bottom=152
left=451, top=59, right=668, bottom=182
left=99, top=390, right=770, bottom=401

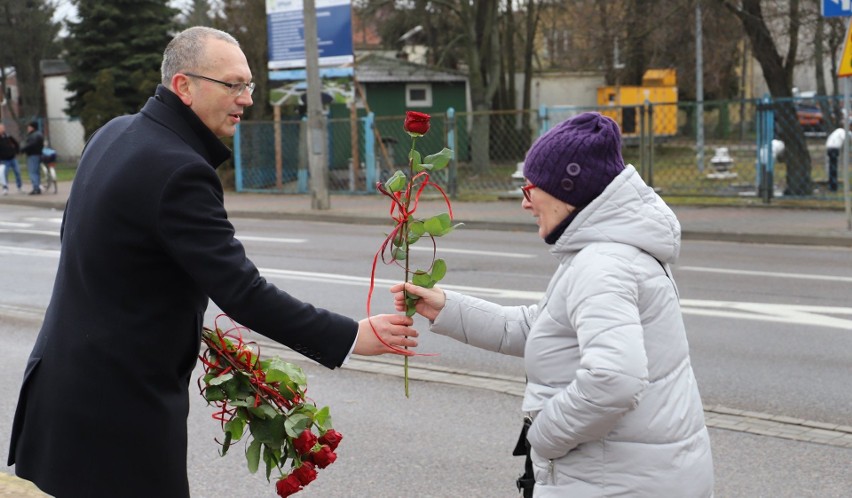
left=184, top=72, right=255, bottom=97
left=521, top=183, right=537, bottom=202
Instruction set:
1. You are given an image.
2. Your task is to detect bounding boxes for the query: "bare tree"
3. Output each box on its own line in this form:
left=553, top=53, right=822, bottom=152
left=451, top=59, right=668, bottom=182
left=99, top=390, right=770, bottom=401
left=0, top=0, right=60, bottom=126
left=215, top=0, right=270, bottom=120
left=715, top=0, right=812, bottom=195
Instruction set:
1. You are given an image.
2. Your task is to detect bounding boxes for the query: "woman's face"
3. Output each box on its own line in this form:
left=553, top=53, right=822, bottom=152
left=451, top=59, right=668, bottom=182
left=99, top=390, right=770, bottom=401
left=521, top=182, right=574, bottom=239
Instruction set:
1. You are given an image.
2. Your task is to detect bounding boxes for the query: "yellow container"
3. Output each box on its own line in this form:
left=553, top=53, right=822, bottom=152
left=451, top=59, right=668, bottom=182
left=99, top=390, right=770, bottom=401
left=597, top=69, right=678, bottom=137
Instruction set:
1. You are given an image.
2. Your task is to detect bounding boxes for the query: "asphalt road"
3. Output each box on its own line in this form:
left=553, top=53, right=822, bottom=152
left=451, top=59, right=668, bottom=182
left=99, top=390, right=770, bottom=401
left=0, top=206, right=849, bottom=497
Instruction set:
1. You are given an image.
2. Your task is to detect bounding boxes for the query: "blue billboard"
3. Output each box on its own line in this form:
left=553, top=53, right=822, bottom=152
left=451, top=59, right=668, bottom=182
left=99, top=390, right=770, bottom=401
left=823, top=0, right=852, bottom=17
left=266, top=0, right=354, bottom=69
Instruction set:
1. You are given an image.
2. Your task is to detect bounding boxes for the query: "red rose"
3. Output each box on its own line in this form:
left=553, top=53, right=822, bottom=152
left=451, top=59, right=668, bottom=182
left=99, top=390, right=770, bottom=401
left=293, top=429, right=318, bottom=455
left=404, top=111, right=430, bottom=136
left=292, top=461, right=317, bottom=486
left=310, top=444, right=337, bottom=469
left=318, top=429, right=343, bottom=451
left=275, top=474, right=302, bottom=497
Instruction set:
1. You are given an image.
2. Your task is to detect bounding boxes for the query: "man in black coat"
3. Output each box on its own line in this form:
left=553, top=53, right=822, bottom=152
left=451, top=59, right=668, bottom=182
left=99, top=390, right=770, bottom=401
left=0, top=122, right=23, bottom=194
left=7, top=26, right=418, bottom=497
left=21, top=120, right=44, bottom=195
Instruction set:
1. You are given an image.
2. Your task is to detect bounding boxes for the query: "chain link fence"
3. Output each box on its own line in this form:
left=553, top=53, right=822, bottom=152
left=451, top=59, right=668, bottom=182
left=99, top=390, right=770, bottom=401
left=235, top=96, right=849, bottom=203
left=41, top=97, right=849, bottom=203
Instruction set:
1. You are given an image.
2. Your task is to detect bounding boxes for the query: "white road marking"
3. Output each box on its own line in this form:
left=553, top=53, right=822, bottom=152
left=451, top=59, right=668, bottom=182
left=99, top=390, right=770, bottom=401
left=0, top=228, right=59, bottom=237
left=258, top=268, right=852, bottom=330
left=0, top=243, right=847, bottom=330
left=679, top=266, right=852, bottom=283
left=236, top=235, right=306, bottom=244
left=410, top=245, right=535, bottom=259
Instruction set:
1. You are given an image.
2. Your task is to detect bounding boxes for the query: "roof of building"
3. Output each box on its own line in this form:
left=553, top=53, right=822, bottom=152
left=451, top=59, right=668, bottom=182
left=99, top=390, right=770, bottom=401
left=40, top=59, right=71, bottom=77
left=354, top=53, right=466, bottom=84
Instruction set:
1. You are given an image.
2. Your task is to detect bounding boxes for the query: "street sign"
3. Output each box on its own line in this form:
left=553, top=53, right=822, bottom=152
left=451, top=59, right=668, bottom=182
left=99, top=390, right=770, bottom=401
left=823, top=0, right=852, bottom=17
left=839, top=20, right=852, bottom=77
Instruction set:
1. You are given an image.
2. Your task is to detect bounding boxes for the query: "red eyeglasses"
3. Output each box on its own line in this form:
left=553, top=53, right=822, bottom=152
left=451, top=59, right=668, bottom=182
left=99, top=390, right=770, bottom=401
left=521, top=183, right=537, bottom=202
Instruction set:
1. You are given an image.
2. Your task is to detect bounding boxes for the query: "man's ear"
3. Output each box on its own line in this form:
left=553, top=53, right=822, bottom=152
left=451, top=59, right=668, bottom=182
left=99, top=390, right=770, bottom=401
left=171, top=74, right=193, bottom=105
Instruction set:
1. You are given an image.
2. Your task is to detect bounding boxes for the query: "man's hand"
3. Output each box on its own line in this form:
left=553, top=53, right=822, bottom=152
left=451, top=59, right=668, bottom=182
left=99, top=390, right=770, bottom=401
left=354, top=314, right=418, bottom=356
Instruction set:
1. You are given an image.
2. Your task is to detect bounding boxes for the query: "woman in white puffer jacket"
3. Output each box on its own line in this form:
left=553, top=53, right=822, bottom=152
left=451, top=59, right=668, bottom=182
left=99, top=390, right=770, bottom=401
left=393, top=112, right=714, bottom=497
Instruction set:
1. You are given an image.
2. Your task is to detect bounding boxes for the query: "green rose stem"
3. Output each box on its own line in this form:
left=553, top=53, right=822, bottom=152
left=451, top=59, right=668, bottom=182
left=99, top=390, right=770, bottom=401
left=400, top=136, right=419, bottom=398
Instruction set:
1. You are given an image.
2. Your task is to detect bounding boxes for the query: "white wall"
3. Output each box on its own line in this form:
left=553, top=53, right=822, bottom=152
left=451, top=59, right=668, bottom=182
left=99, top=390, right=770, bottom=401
left=43, top=75, right=85, bottom=159
left=514, top=71, right=606, bottom=110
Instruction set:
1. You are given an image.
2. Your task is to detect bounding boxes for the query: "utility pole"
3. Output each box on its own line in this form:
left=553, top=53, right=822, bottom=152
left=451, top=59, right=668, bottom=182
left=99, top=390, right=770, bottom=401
left=304, top=0, right=330, bottom=210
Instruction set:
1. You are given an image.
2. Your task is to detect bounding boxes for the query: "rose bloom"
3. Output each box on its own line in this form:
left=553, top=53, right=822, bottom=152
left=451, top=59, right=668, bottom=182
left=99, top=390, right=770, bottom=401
left=293, top=461, right=317, bottom=486
left=293, top=429, right=318, bottom=455
left=404, top=111, right=430, bottom=135
left=318, top=429, right=343, bottom=451
left=310, top=445, right=337, bottom=469
left=276, top=474, right=302, bottom=497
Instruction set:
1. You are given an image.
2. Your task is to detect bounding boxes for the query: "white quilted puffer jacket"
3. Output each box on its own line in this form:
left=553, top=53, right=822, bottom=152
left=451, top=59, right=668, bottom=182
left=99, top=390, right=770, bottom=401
left=431, top=165, right=714, bottom=497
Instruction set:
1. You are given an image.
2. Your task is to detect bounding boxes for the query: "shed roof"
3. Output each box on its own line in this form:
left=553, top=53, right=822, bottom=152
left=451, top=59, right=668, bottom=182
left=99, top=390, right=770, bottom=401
left=40, top=59, right=71, bottom=77
left=354, top=53, right=466, bottom=84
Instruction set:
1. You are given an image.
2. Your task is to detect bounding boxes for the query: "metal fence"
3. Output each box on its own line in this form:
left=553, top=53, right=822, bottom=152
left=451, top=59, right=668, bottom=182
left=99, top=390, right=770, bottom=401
left=43, top=95, right=849, bottom=203
left=234, top=95, right=850, bottom=203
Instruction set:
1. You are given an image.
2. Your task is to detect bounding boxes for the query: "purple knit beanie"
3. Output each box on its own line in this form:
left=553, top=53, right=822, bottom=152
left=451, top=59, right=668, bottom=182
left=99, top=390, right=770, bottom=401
left=523, top=112, right=625, bottom=207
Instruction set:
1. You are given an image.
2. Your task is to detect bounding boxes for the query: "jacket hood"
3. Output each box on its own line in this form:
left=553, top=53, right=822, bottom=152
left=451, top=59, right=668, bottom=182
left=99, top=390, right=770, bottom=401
left=552, top=165, right=681, bottom=264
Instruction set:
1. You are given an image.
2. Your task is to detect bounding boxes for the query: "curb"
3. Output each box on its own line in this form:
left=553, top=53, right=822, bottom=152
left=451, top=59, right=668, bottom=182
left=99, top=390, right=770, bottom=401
left=1, top=194, right=851, bottom=247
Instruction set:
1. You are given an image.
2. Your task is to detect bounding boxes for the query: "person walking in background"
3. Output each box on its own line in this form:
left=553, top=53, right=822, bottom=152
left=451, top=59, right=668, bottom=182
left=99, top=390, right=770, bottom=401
left=0, top=123, right=22, bottom=195
left=8, top=26, right=418, bottom=498
left=393, top=112, right=714, bottom=497
left=825, top=127, right=849, bottom=192
left=21, top=121, right=44, bottom=195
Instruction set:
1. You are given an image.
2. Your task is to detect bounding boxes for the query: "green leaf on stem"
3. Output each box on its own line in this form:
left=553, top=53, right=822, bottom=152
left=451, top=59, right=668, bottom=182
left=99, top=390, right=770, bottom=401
left=411, top=271, right=431, bottom=287
left=424, top=213, right=453, bottom=236
left=422, top=148, right=453, bottom=171
left=384, top=170, right=407, bottom=193
left=263, top=444, right=277, bottom=481
left=209, top=373, right=234, bottom=386
left=221, top=430, right=232, bottom=456
left=203, top=387, right=227, bottom=402
left=284, top=412, right=313, bottom=438
left=264, top=358, right=306, bottom=386
left=409, top=149, right=422, bottom=170
left=431, top=259, right=447, bottom=281
left=314, top=406, right=332, bottom=431
left=225, top=417, right=246, bottom=443
left=246, top=438, right=262, bottom=473
left=407, top=220, right=425, bottom=244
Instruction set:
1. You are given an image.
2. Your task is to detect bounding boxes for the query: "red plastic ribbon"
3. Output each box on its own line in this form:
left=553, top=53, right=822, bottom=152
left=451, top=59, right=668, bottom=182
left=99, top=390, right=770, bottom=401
left=366, top=171, right=453, bottom=355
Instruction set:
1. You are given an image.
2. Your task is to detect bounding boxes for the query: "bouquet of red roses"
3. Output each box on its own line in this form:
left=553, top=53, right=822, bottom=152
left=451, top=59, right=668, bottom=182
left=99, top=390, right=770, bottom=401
left=198, top=317, right=342, bottom=497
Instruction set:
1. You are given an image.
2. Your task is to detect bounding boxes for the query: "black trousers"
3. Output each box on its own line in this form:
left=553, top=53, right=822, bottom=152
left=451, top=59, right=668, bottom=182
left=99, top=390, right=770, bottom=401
left=827, top=149, right=839, bottom=192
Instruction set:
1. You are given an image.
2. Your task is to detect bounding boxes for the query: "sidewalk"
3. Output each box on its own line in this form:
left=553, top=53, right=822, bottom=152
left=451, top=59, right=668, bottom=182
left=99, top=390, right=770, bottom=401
left=2, top=180, right=851, bottom=247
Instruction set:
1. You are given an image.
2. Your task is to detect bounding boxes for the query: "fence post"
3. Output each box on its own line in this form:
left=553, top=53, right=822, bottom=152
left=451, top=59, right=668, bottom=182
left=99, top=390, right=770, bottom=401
left=234, top=123, right=243, bottom=192
left=648, top=102, right=655, bottom=189
left=364, top=112, right=376, bottom=190
left=446, top=107, right=457, bottom=199
left=639, top=105, right=647, bottom=180
left=756, top=94, right=774, bottom=204
left=538, top=105, right=549, bottom=136
left=298, top=117, right=309, bottom=193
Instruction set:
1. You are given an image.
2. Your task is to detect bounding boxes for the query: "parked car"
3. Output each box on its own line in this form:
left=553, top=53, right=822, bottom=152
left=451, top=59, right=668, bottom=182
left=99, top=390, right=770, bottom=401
left=796, top=103, right=825, bottom=134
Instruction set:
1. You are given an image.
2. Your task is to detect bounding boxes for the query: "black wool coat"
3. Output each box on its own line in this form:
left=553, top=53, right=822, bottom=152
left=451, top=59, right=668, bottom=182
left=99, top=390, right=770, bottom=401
left=8, top=86, right=358, bottom=497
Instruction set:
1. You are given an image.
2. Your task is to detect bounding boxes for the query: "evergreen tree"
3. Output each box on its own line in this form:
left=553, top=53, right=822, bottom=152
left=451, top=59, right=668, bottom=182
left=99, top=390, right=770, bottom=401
left=65, top=0, right=178, bottom=135
left=80, top=69, right=125, bottom=134
left=182, top=0, right=213, bottom=28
